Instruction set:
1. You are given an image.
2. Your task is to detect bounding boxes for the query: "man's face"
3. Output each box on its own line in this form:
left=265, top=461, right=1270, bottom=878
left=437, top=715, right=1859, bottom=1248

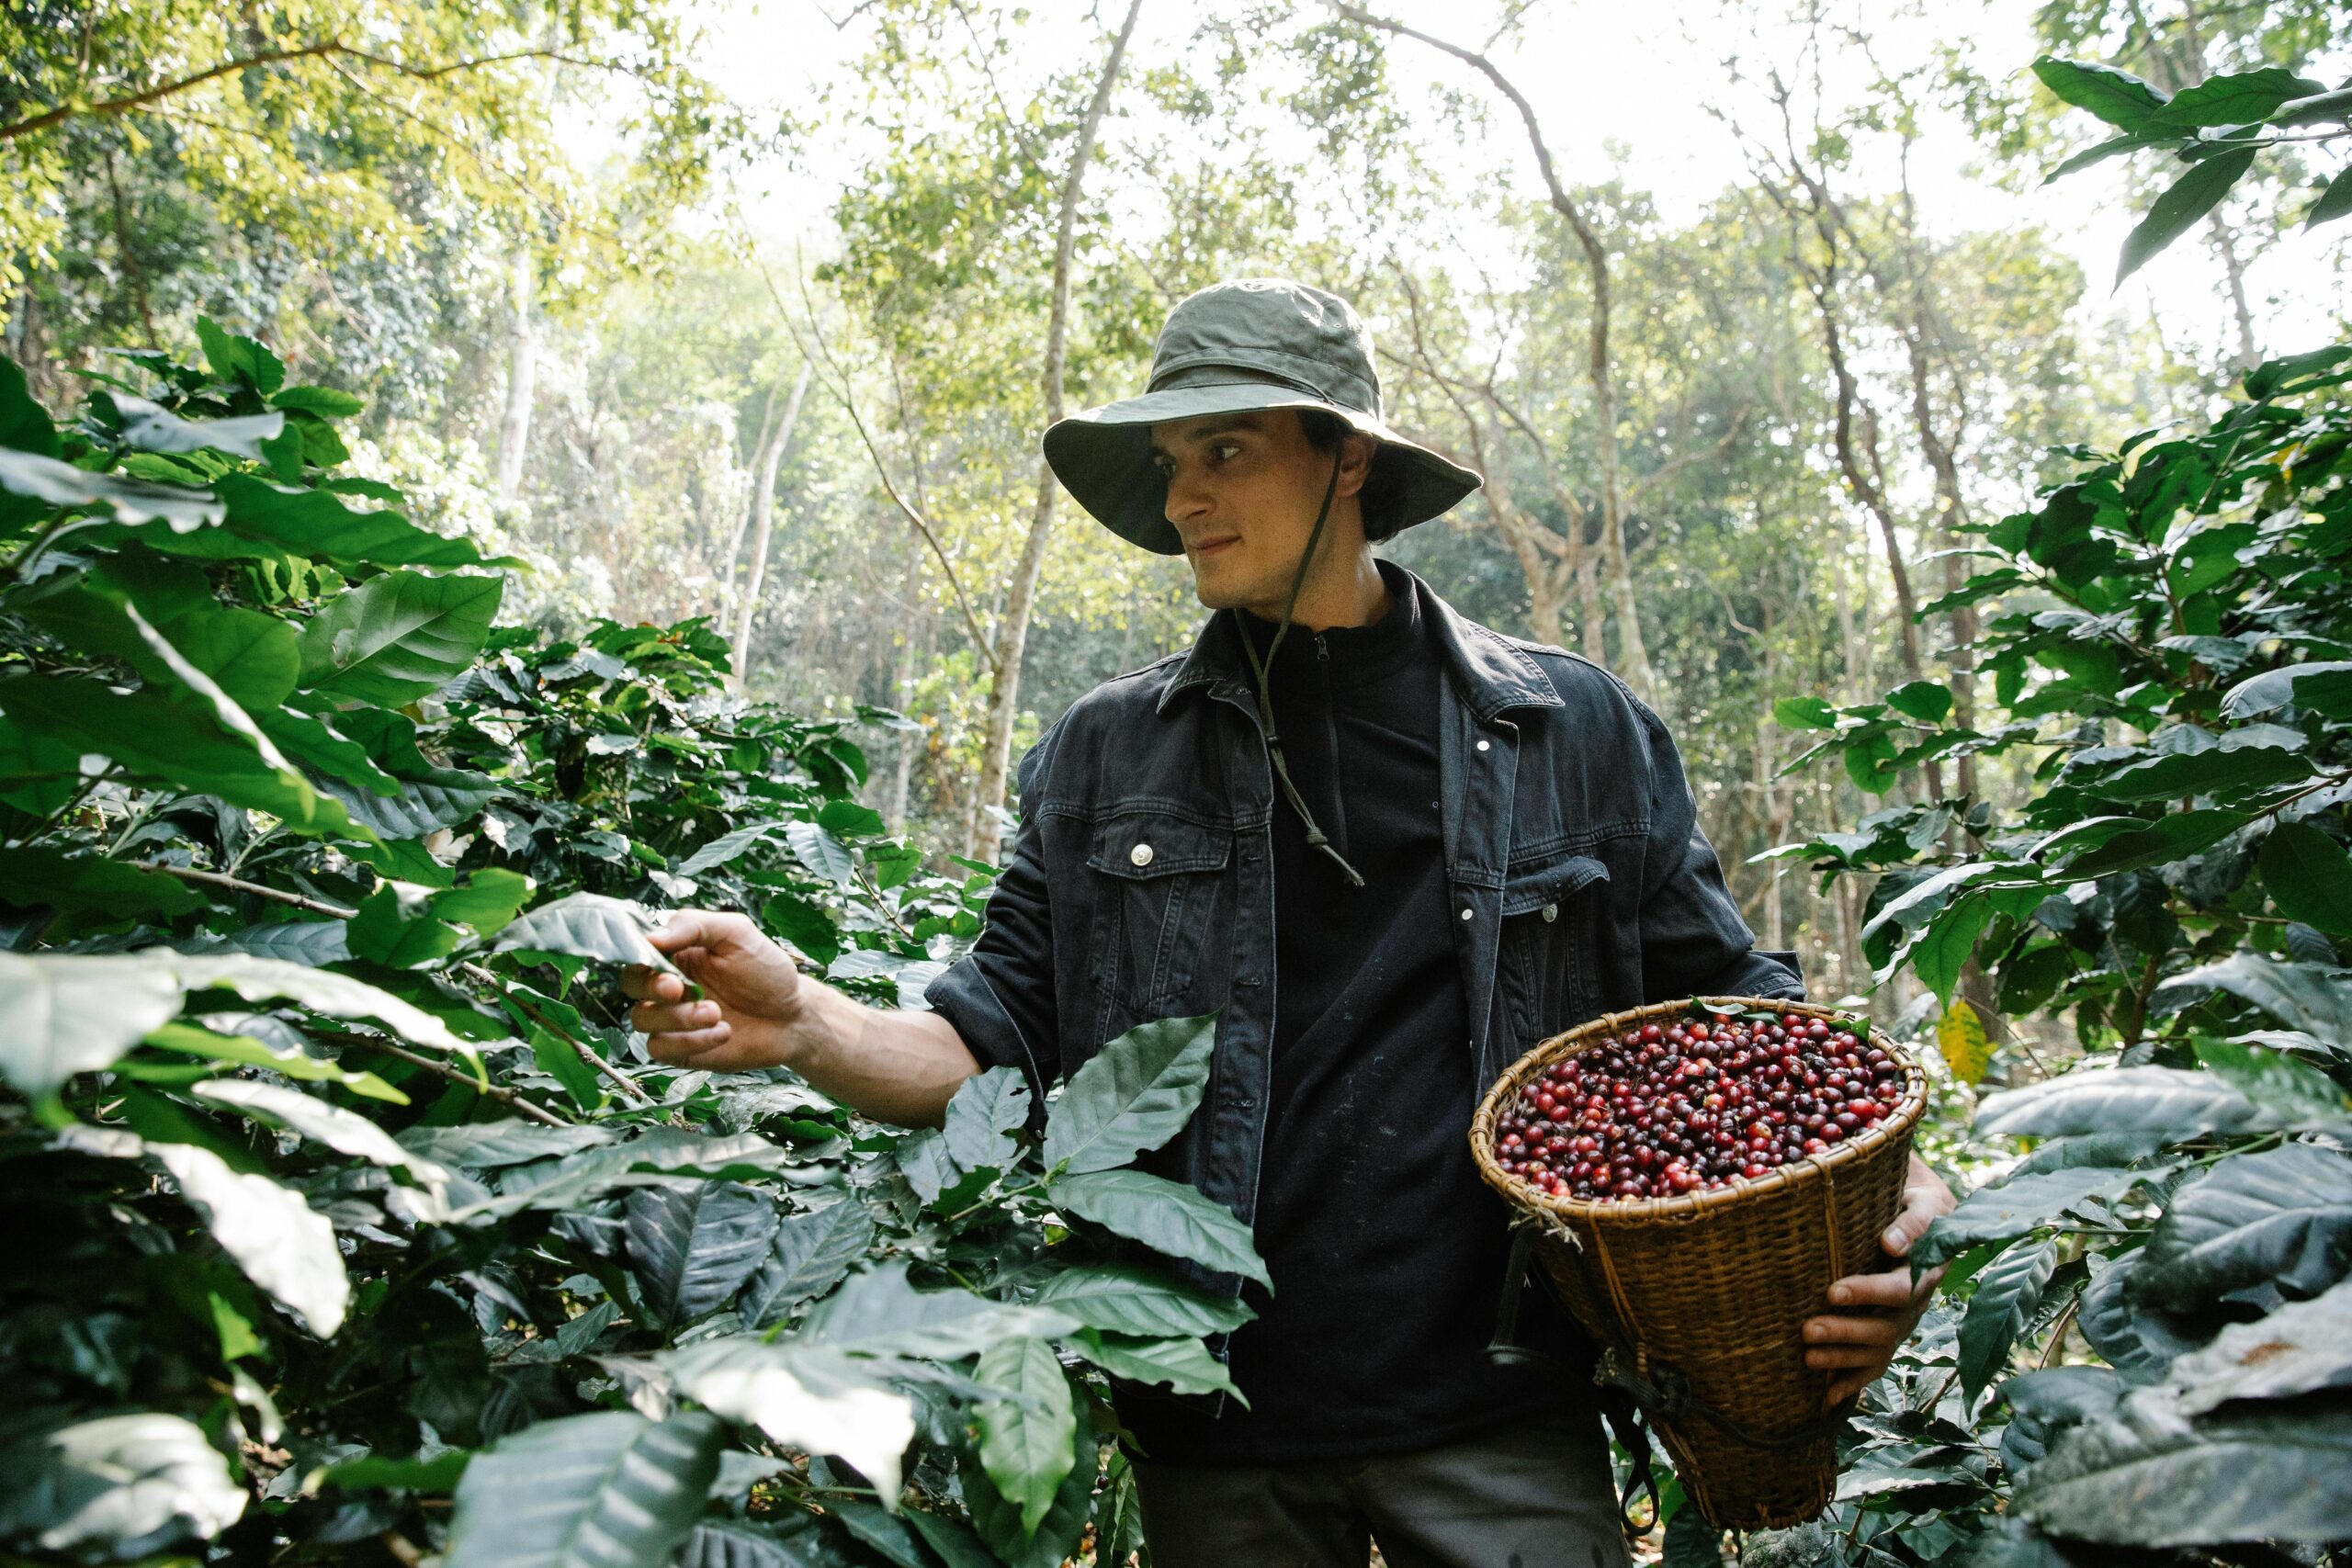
left=1149, top=410, right=1363, bottom=615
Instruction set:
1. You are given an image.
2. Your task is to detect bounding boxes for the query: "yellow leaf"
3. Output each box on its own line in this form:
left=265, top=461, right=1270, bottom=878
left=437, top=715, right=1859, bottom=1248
left=1938, top=998, right=1994, bottom=1085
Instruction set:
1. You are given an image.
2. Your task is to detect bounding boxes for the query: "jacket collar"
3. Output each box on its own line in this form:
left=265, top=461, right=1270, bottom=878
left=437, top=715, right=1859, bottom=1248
left=1155, top=562, right=1563, bottom=723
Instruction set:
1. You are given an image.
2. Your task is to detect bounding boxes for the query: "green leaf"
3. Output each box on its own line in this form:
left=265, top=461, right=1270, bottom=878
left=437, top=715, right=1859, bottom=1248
left=164, top=951, right=489, bottom=1055
left=0, top=355, right=59, bottom=457
left=2062, top=809, right=2248, bottom=878
left=974, top=1337, right=1077, bottom=1533
left=2077, top=1251, right=2195, bottom=1382
left=2167, top=1274, right=2352, bottom=1413
left=431, top=869, right=534, bottom=937
left=1973, top=1066, right=2267, bottom=1142
left=1059, top=1327, right=1243, bottom=1399
left=187, top=1077, right=444, bottom=1179
left=442, top=1411, right=721, bottom=1568
left=2118, top=145, right=2260, bottom=285
left=452, top=1130, right=804, bottom=1218
left=2151, top=951, right=2352, bottom=1037
left=2086, top=723, right=2310, bottom=802
left=1916, top=1163, right=2172, bottom=1270
left=944, top=1065, right=1031, bottom=1170
left=0, top=1413, right=246, bottom=1559
left=2155, top=66, right=2326, bottom=129
left=762, top=890, right=842, bottom=965
left=786, top=821, right=855, bottom=886
left=1884, top=680, right=1954, bottom=724
left=626, top=1182, right=781, bottom=1329
left=2032, top=57, right=2172, bottom=133
left=902, top=1510, right=999, bottom=1568
left=960, top=1400, right=1092, bottom=1568
left=145, top=1020, right=406, bottom=1103
left=2013, top=1388, right=2352, bottom=1545
left=659, top=1337, right=915, bottom=1500
left=270, top=385, right=364, bottom=418
left=2221, top=660, right=2352, bottom=718
left=2192, top=1037, right=2352, bottom=1128
left=1958, top=1237, right=2060, bottom=1404
left=196, top=317, right=285, bottom=395
left=1660, top=1500, right=1725, bottom=1566
left=2260, top=823, right=2352, bottom=936
left=2306, top=164, right=2352, bottom=230
left=298, top=570, right=503, bottom=705
left=0, top=949, right=187, bottom=1098
left=111, top=394, right=283, bottom=462
left=2044, top=130, right=2170, bottom=182
left=831, top=1501, right=929, bottom=1568
left=396, top=1120, right=616, bottom=1169
left=528, top=1025, right=604, bottom=1110
left=800, top=1261, right=1080, bottom=1359
left=895, top=1126, right=961, bottom=1203
left=741, top=1201, right=876, bottom=1328
left=1772, top=695, right=1837, bottom=730
left=678, top=822, right=782, bottom=875
left=1034, top=1263, right=1253, bottom=1337
left=816, top=798, right=888, bottom=837
left=152, top=1142, right=348, bottom=1336
left=675, top=1520, right=854, bottom=1568
left=2135, top=1143, right=2352, bottom=1310
left=214, top=474, right=503, bottom=570
left=494, top=891, right=676, bottom=973
left=1047, top=1169, right=1272, bottom=1287
left=1043, top=1012, right=1217, bottom=1175
left=1936, top=998, right=1994, bottom=1085
left=0, top=847, right=209, bottom=919
left=347, top=883, right=464, bottom=969
left=0, top=447, right=223, bottom=530
left=314, top=1450, right=472, bottom=1493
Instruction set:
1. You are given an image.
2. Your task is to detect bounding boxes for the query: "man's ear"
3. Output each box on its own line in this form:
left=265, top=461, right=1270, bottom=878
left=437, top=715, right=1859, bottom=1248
left=1335, top=431, right=1378, bottom=499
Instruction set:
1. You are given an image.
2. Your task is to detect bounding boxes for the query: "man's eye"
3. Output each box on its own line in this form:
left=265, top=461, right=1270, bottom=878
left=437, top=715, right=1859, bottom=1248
left=1211, top=442, right=1241, bottom=462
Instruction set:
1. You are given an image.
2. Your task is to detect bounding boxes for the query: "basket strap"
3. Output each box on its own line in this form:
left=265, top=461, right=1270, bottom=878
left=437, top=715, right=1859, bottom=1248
left=1482, top=1224, right=1544, bottom=1365
left=1594, top=1348, right=1858, bottom=1451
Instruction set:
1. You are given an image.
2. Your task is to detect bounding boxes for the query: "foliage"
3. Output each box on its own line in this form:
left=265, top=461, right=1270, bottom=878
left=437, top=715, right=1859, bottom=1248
left=0, top=330, right=1264, bottom=1564
left=1758, top=342, right=2352, bottom=1562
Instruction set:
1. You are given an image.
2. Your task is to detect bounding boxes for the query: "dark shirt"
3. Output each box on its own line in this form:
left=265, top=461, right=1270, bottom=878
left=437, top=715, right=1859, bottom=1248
left=1121, top=573, right=1576, bottom=1465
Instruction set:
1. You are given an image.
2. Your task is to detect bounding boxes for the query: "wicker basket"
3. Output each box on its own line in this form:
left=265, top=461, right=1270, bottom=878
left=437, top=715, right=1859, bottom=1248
left=1469, top=997, right=1928, bottom=1529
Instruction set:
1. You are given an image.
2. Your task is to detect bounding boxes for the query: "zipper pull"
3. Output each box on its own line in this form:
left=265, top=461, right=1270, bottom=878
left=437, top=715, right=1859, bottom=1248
left=1315, top=633, right=1330, bottom=662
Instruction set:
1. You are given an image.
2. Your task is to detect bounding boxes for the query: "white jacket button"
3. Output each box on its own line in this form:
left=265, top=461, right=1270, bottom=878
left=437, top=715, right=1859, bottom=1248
left=1543, top=903, right=1559, bottom=923
left=1130, top=842, right=1154, bottom=868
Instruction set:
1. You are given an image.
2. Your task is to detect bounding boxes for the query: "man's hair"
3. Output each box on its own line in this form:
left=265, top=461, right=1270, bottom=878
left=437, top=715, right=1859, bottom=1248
left=1297, top=409, right=1402, bottom=540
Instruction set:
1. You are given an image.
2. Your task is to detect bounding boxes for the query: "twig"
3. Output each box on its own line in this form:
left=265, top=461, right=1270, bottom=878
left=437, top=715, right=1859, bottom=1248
left=137, top=862, right=358, bottom=919
left=338, top=1033, right=570, bottom=1127
left=459, top=961, right=659, bottom=1109
left=2037, top=1297, right=2081, bottom=1371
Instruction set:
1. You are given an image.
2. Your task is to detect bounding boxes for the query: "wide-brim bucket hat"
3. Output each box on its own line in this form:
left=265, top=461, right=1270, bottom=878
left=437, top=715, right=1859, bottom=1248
left=1043, top=277, right=1483, bottom=555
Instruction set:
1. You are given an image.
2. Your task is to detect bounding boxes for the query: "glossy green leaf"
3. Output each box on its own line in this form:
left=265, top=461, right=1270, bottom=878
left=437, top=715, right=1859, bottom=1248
left=2167, top=1274, right=2352, bottom=1412
left=213, top=474, right=502, bottom=570
left=974, top=1337, right=1076, bottom=1533
left=785, top=821, right=855, bottom=886
left=395, top=1121, right=616, bottom=1169
left=2155, top=66, right=2326, bottom=129
left=1884, top=680, right=1953, bottom=724
left=1771, top=695, right=1837, bottom=730
left=626, top=1181, right=781, bottom=1329
left=0, top=1413, right=246, bottom=1559
left=960, top=1400, right=1092, bottom=1568
left=659, top=1337, right=915, bottom=1501
left=943, top=1065, right=1031, bottom=1170
left=153, top=1142, right=348, bottom=1336
left=494, top=892, right=676, bottom=973
left=0, top=448, right=222, bottom=530
left=1916, top=1162, right=2172, bottom=1270
left=0, top=847, right=209, bottom=919
left=1973, top=1066, right=2267, bottom=1143
left=1047, top=1168, right=1272, bottom=1287
left=2031, top=57, right=2172, bottom=134
left=740, top=1201, right=876, bottom=1328
left=2260, top=823, right=2352, bottom=936
left=1043, top=1012, right=1216, bottom=1175
left=2219, top=660, right=2352, bottom=718
left=800, top=1261, right=1079, bottom=1359
left=0, top=949, right=187, bottom=1098
left=298, top=570, right=503, bottom=705
left=2135, top=1144, right=2352, bottom=1310
left=1033, top=1263, right=1253, bottom=1337
left=1060, top=1327, right=1243, bottom=1399
left=442, top=1410, right=721, bottom=1568
left=1959, top=1237, right=2059, bottom=1404
left=2305, top=165, right=2352, bottom=230
left=2151, top=952, right=2352, bottom=1037
left=188, top=1078, right=445, bottom=1179
left=2191, top=1037, right=2352, bottom=1128
left=2117, top=146, right=2259, bottom=285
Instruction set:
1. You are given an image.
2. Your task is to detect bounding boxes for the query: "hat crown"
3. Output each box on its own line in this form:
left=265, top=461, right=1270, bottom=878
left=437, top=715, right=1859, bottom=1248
left=1147, top=277, right=1384, bottom=419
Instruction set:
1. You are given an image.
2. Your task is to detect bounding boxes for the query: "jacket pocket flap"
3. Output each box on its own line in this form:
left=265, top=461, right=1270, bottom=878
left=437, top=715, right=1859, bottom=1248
left=1087, top=811, right=1234, bottom=879
left=1500, top=854, right=1609, bottom=916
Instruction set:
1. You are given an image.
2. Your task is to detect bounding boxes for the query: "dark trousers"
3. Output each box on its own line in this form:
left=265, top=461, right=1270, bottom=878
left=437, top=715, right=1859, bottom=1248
left=1131, top=1410, right=1634, bottom=1568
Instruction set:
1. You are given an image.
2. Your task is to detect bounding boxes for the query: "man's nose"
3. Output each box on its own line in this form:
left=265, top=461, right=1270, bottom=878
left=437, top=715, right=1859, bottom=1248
left=1164, top=465, right=1210, bottom=525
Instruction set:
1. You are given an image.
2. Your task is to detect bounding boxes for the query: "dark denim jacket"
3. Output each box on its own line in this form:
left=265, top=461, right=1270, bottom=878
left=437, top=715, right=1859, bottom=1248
left=924, top=567, right=1801, bottom=1240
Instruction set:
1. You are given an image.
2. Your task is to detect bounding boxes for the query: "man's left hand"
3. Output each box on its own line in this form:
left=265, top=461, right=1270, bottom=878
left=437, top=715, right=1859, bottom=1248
left=1802, top=1152, right=1956, bottom=1406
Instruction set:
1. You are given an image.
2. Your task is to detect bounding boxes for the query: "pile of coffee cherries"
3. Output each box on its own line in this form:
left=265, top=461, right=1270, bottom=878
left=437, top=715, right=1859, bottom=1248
left=1493, top=1011, right=1906, bottom=1202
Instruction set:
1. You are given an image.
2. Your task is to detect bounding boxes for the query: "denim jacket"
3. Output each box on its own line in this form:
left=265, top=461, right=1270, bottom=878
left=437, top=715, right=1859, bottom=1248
left=923, top=566, right=1801, bottom=1246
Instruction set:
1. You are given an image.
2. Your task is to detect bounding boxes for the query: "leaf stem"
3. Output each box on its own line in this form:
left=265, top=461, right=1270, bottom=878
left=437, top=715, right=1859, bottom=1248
left=458, top=961, right=661, bottom=1109
left=334, top=1032, right=571, bottom=1126
left=136, top=860, right=359, bottom=919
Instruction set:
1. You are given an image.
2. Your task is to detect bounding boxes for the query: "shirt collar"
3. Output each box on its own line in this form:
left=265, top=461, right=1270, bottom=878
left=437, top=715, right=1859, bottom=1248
left=1157, top=561, right=1563, bottom=722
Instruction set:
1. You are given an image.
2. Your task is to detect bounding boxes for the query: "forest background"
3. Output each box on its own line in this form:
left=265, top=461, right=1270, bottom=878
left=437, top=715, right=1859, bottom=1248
left=8, top=0, right=2349, bottom=1022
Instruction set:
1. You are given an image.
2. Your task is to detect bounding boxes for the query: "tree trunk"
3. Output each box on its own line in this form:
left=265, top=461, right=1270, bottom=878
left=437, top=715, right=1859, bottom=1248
left=729, top=359, right=812, bottom=691
left=717, top=382, right=783, bottom=642
left=967, top=0, right=1143, bottom=860
left=494, top=247, right=536, bottom=506
left=888, top=524, right=928, bottom=834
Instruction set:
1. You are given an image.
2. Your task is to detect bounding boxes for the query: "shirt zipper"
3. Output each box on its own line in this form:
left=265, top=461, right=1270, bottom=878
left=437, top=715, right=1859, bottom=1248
left=1314, top=633, right=1348, bottom=862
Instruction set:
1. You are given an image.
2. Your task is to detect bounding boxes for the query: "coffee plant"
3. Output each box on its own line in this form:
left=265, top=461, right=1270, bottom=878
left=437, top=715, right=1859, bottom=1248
left=0, top=328, right=1266, bottom=1566
left=1738, top=346, right=2352, bottom=1566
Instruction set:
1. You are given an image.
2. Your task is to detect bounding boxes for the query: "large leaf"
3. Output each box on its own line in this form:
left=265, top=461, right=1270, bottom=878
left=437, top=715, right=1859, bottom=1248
left=1060, top=1328, right=1243, bottom=1399
left=0, top=949, right=187, bottom=1098
left=494, top=892, right=677, bottom=973
left=2259, top=822, right=2352, bottom=936
left=153, top=1142, right=348, bottom=1336
left=1917, top=1161, right=2176, bottom=1270
left=0, top=1413, right=246, bottom=1559
left=2167, top=1274, right=2352, bottom=1412
left=442, top=1410, right=721, bottom=1568
left=2151, top=951, right=2352, bottom=1037
left=397, top=1120, right=616, bottom=1169
left=1033, top=1263, right=1253, bottom=1337
left=458, top=1130, right=805, bottom=1219
left=0, top=447, right=223, bottom=529
left=2192, top=1036, right=2352, bottom=1129
left=741, top=1201, right=876, bottom=1328
left=164, top=951, right=488, bottom=1054
left=1042, top=1012, right=1216, bottom=1175
left=110, top=394, right=283, bottom=460
left=298, top=570, right=503, bottom=705
left=1958, top=1237, right=2060, bottom=1404
left=2134, top=1143, right=2352, bottom=1310
left=2013, top=1387, right=2352, bottom=1544
left=2156, top=66, right=2327, bottom=129
left=800, top=1261, right=1079, bottom=1359
left=2117, top=146, right=2260, bottom=285
left=2221, top=660, right=2352, bottom=719
left=1047, top=1169, right=1272, bottom=1288
left=2077, top=1250, right=2200, bottom=1382
left=943, top=1066, right=1031, bottom=1170
left=973, top=1337, right=1077, bottom=1533
left=959, top=1401, right=1092, bottom=1568
left=675, top=1520, right=854, bottom=1568
left=188, top=1078, right=446, bottom=1180
left=213, top=474, right=502, bottom=570
left=626, top=1181, right=781, bottom=1329
left=1972, top=1066, right=2267, bottom=1142
left=2031, top=57, right=2171, bottom=134
left=660, top=1337, right=916, bottom=1502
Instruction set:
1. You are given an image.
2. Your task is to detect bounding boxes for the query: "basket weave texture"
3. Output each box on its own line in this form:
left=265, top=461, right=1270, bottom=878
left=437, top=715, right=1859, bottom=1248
left=1470, top=997, right=1928, bottom=1529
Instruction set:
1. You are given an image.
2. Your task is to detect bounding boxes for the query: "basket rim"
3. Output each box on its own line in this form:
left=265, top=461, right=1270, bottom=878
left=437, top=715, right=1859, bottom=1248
left=1470, top=996, right=1928, bottom=1227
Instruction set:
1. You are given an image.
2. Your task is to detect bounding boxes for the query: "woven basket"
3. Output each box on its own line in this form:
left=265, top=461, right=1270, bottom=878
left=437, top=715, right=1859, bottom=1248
left=1469, top=997, right=1928, bottom=1529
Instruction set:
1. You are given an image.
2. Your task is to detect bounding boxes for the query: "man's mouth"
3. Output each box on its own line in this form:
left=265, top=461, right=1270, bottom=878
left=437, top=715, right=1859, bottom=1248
left=1189, top=535, right=1239, bottom=558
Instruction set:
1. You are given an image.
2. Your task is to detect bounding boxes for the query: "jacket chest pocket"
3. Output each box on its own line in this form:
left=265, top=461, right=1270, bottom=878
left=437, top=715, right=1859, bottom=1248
left=1498, top=854, right=1610, bottom=1047
left=1085, top=810, right=1236, bottom=1041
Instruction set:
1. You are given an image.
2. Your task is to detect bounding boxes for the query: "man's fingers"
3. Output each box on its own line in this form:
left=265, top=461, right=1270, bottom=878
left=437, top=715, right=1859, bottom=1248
left=1804, top=1345, right=1884, bottom=1371
left=632, top=998, right=720, bottom=1035
left=1826, top=1371, right=1874, bottom=1405
left=621, top=965, right=683, bottom=1004
left=1804, top=1314, right=1901, bottom=1349
left=1826, top=1270, right=1915, bottom=1311
left=650, top=908, right=758, bottom=957
left=644, top=1023, right=733, bottom=1063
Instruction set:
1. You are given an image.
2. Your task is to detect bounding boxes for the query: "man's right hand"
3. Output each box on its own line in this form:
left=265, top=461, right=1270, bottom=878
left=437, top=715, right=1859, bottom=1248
left=622, top=910, right=803, bottom=1071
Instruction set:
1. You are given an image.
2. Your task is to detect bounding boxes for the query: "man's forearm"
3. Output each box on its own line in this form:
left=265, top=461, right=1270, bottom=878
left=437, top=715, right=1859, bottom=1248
left=775, top=980, right=982, bottom=1128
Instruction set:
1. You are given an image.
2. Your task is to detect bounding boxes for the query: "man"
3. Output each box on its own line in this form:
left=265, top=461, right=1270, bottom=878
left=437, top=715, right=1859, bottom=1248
left=623, top=278, right=1954, bottom=1566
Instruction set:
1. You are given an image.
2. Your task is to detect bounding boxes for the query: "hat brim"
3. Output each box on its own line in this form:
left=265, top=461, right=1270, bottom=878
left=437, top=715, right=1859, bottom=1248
left=1043, top=379, right=1482, bottom=555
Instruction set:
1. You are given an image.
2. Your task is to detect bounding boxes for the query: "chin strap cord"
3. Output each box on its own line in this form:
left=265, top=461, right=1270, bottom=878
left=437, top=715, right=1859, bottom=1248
left=1236, top=450, right=1364, bottom=888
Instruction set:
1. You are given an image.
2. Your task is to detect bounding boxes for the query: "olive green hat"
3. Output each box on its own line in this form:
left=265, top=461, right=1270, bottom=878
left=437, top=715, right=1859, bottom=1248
left=1043, top=277, right=1483, bottom=554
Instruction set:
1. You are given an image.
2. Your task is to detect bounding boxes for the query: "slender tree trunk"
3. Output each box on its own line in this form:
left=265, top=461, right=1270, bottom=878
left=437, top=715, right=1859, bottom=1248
left=717, top=383, right=782, bottom=641
left=888, top=525, right=928, bottom=834
left=2209, top=216, right=2262, bottom=376
left=494, top=247, right=536, bottom=506
left=729, top=359, right=812, bottom=691
left=967, top=0, right=1143, bottom=859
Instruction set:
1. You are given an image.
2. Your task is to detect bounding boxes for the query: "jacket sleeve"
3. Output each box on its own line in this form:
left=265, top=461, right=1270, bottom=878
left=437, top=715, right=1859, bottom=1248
left=921, top=730, right=1064, bottom=1100
left=1634, top=701, right=1805, bottom=1003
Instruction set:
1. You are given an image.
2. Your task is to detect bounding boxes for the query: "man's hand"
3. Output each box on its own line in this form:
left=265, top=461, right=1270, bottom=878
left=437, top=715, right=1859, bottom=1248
left=1802, top=1153, right=1957, bottom=1406
left=622, top=910, right=802, bottom=1071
